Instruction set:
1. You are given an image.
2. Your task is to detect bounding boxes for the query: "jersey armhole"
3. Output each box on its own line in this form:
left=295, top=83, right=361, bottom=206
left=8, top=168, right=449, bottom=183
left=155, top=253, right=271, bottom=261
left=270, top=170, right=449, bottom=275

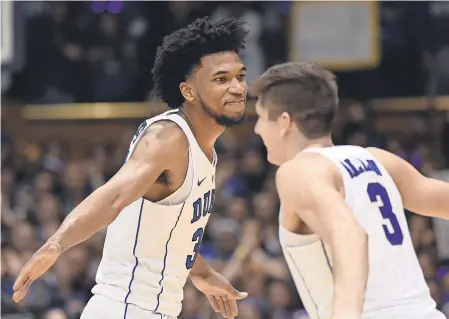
left=125, top=116, right=195, bottom=205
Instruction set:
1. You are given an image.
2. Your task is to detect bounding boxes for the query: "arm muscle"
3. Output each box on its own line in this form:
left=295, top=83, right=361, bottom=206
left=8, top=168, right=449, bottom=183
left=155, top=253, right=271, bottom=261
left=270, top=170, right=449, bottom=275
left=49, top=121, right=189, bottom=252
left=368, top=147, right=449, bottom=219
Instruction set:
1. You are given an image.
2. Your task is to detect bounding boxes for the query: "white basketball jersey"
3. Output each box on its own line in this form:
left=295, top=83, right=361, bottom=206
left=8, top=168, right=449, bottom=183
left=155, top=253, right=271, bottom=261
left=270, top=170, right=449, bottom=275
left=279, top=145, right=445, bottom=319
left=91, top=109, right=217, bottom=317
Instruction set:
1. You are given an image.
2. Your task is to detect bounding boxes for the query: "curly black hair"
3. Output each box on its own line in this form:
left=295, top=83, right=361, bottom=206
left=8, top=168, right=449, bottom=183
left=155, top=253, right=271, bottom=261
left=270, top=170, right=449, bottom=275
left=151, top=16, right=248, bottom=108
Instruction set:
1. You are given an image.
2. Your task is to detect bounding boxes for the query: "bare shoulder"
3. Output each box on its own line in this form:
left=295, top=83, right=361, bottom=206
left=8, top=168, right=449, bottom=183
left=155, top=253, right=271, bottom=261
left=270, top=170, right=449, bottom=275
left=276, top=152, right=339, bottom=187
left=140, top=120, right=189, bottom=149
left=366, top=147, right=409, bottom=175
left=366, top=147, right=396, bottom=163
left=276, top=152, right=347, bottom=222
left=131, top=120, right=189, bottom=164
left=366, top=146, right=425, bottom=185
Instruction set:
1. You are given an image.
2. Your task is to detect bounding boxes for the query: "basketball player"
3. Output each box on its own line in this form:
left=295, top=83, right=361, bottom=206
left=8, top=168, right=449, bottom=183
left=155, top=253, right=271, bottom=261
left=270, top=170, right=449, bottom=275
left=13, top=17, right=249, bottom=319
left=251, top=61, right=449, bottom=319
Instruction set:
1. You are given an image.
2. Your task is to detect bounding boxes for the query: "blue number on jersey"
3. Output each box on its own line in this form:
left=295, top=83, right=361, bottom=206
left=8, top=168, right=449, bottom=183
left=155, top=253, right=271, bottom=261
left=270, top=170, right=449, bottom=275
left=367, top=182, right=404, bottom=245
left=186, top=227, right=204, bottom=269
left=186, top=190, right=215, bottom=269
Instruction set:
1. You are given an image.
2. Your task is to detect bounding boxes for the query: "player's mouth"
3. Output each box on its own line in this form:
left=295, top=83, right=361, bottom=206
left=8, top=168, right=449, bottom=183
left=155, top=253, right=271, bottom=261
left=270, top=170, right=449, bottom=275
left=225, top=99, right=245, bottom=107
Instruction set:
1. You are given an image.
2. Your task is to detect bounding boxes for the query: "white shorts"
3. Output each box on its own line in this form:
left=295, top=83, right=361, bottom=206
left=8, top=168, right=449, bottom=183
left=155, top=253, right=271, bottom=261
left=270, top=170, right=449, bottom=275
left=81, top=294, right=177, bottom=319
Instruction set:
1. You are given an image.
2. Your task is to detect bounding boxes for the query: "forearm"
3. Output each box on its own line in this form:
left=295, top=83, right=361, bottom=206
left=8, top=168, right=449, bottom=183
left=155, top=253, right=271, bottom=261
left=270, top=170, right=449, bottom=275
left=331, top=228, right=368, bottom=319
left=412, top=178, right=449, bottom=219
left=47, top=186, right=121, bottom=253
left=190, top=254, right=214, bottom=278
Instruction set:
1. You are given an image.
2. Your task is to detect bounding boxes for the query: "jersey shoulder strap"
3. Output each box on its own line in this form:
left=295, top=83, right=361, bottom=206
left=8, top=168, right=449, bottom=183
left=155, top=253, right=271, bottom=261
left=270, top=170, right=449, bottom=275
left=124, top=109, right=202, bottom=163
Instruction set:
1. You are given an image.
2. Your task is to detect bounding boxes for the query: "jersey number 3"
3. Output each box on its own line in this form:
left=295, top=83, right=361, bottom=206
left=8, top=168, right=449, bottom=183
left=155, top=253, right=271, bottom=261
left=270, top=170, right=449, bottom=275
left=367, top=182, right=404, bottom=246
left=186, top=228, right=204, bottom=269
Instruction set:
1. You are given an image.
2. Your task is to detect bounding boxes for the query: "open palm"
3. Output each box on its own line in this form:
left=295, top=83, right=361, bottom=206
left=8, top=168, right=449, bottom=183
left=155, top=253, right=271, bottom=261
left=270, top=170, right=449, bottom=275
left=13, top=243, right=61, bottom=303
left=191, top=270, right=248, bottom=319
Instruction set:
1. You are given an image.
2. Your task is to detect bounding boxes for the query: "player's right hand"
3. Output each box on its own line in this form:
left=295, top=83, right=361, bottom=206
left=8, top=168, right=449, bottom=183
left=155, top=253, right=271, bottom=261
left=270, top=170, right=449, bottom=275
left=12, top=242, right=61, bottom=303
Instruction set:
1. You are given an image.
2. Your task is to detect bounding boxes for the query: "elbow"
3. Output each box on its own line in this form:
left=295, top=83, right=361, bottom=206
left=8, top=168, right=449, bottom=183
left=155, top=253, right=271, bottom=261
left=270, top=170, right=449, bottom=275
left=96, top=185, right=126, bottom=224
left=349, top=227, right=368, bottom=257
left=354, top=226, right=368, bottom=241
left=330, top=223, right=368, bottom=248
left=109, top=194, right=127, bottom=222
left=348, top=226, right=368, bottom=246
left=108, top=204, right=122, bottom=224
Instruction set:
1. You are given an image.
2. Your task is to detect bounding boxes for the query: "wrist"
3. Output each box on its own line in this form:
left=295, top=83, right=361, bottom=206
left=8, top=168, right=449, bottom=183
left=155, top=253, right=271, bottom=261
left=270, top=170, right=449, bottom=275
left=189, top=255, right=214, bottom=279
left=190, top=266, right=214, bottom=280
left=45, top=238, right=63, bottom=255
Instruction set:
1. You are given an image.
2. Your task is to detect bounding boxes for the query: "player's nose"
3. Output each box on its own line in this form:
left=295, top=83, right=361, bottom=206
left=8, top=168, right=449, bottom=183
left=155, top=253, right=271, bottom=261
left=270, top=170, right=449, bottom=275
left=229, top=78, right=246, bottom=95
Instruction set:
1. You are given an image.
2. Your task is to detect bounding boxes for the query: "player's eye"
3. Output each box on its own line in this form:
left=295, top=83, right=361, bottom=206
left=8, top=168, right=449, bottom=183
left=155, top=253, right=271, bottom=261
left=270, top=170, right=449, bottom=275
left=237, top=74, right=246, bottom=81
left=214, top=77, right=227, bottom=83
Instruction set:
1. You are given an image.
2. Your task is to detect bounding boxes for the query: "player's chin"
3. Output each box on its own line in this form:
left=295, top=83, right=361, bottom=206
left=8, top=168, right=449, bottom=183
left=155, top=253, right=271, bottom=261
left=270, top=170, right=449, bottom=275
left=215, top=113, right=246, bottom=127
left=225, top=110, right=246, bottom=123
left=223, top=104, right=245, bottom=118
left=224, top=105, right=245, bottom=116
left=266, top=152, right=282, bottom=166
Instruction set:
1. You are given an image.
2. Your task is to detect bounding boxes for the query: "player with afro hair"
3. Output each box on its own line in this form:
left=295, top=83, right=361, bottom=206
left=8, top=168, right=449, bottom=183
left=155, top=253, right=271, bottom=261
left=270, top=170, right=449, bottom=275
left=152, top=16, right=249, bottom=127
left=12, top=15, right=251, bottom=319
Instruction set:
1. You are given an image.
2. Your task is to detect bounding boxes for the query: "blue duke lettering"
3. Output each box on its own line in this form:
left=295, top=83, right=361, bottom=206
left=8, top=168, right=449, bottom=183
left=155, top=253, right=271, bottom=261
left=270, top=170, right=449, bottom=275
left=186, top=189, right=216, bottom=269
left=191, top=190, right=215, bottom=223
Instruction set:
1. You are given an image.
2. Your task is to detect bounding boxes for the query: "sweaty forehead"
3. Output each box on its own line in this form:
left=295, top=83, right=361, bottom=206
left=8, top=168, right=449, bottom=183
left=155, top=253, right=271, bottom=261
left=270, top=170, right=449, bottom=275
left=198, top=51, right=244, bottom=75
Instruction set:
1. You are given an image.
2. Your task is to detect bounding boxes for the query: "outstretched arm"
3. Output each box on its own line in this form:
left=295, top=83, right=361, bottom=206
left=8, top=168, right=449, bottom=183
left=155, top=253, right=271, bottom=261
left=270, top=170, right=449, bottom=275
left=13, top=121, right=189, bottom=302
left=47, top=121, right=188, bottom=252
left=368, top=147, right=449, bottom=219
left=276, top=153, right=368, bottom=319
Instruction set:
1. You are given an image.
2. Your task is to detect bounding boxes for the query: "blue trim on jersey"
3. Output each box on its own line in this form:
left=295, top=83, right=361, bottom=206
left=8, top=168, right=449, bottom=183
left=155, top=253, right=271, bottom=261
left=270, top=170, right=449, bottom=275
left=154, top=201, right=186, bottom=313
left=286, top=251, right=320, bottom=319
left=320, top=240, right=333, bottom=273
left=123, top=199, right=145, bottom=319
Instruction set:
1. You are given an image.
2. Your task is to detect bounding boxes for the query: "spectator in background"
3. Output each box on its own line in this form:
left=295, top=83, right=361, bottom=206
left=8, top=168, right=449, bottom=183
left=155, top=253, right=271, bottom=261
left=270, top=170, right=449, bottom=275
left=19, top=2, right=88, bottom=103
left=87, top=13, right=132, bottom=102
left=211, top=2, right=265, bottom=85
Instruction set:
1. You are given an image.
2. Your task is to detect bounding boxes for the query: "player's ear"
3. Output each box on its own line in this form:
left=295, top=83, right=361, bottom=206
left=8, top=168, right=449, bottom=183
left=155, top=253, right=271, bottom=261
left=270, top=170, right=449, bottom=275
left=278, top=112, right=292, bottom=138
left=179, top=82, right=195, bottom=103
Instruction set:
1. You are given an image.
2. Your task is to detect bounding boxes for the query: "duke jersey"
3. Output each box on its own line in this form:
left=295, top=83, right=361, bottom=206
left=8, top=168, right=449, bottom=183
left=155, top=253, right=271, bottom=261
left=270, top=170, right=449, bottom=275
left=91, top=109, right=217, bottom=317
left=279, top=146, right=444, bottom=319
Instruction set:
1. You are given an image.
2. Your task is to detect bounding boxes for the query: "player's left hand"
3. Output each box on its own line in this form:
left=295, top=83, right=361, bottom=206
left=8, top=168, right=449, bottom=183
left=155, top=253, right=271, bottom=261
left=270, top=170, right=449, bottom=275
left=191, top=270, right=248, bottom=318
left=12, top=242, right=61, bottom=303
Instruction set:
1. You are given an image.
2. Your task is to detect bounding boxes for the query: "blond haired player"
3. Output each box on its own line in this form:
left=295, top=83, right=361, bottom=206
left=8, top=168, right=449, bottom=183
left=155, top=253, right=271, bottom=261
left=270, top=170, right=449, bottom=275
left=252, top=61, right=448, bottom=319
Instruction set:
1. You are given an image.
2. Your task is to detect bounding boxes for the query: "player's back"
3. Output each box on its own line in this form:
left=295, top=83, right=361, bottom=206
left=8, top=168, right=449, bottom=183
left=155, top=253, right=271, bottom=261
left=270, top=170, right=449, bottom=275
left=91, top=110, right=217, bottom=317
left=279, top=145, right=444, bottom=319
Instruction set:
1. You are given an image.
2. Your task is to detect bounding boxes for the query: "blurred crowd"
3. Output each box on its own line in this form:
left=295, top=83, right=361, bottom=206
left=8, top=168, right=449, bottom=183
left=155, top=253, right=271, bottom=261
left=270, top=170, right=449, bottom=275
left=3, top=1, right=449, bottom=103
left=2, top=101, right=449, bottom=319
left=5, top=1, right=288, bottom=104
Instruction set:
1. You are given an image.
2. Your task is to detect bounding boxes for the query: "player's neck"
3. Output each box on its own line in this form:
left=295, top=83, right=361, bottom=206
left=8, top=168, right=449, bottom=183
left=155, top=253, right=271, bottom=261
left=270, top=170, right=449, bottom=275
left=179, top=107, right=224, bottom=157
left=286, top=135, right=333, bottom=161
